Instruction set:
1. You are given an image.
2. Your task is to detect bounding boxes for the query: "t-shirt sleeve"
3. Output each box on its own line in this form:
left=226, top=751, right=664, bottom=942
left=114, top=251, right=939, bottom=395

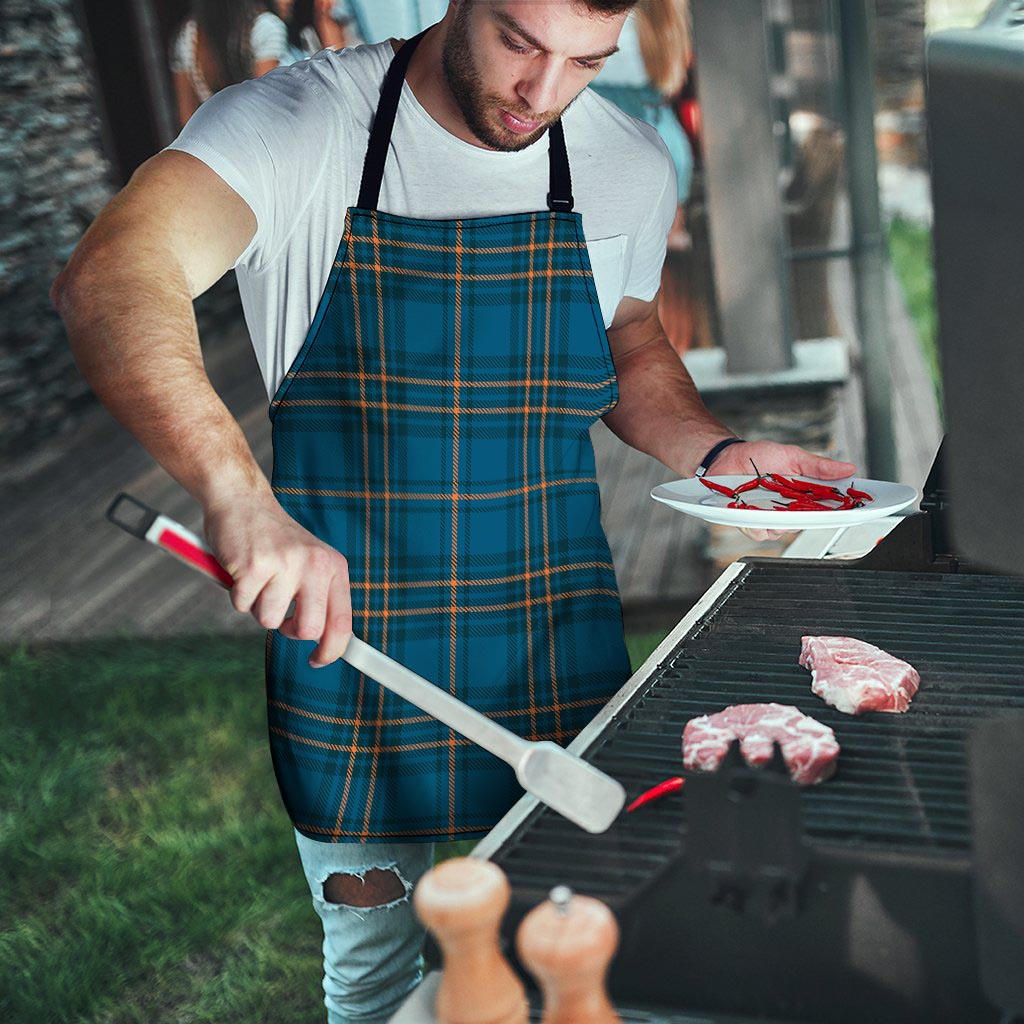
left=251, top=12, right=288, bottom=63
left=165, top=66, right=342, bottom=273
left=623, top=132, right=678, bottom=302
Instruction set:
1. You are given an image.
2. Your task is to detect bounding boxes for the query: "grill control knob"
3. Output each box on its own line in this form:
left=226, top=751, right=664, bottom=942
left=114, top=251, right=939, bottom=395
left=516, top=886, right=621, bottom=1024
left=413, top=857, right=528, bottom=1024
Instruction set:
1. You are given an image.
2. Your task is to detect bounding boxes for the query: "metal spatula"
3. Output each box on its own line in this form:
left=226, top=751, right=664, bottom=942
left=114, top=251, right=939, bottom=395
left=107, top=493, right=626, bottom=834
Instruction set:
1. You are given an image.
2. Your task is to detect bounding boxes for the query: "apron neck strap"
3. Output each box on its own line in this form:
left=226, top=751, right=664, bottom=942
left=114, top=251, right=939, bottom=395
left=546, top=120, right=573, bottom=213
left=357, top=29, right=575, bottom=214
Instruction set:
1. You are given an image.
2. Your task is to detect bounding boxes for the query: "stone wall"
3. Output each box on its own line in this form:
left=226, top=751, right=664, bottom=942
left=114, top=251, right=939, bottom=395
left=0, top=0, right=116, bottom=460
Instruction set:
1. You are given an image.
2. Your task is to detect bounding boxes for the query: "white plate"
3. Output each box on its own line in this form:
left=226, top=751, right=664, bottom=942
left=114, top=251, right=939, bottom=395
left=650, top=476, right=920, bottom=530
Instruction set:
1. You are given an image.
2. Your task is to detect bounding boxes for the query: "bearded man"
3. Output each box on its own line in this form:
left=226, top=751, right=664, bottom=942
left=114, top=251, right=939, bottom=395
left=52, top=2, right=854, bottom=1020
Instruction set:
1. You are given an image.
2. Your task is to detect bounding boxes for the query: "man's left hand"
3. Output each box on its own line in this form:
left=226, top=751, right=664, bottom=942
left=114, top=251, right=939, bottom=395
left=706, top=440, right=857, bottom=543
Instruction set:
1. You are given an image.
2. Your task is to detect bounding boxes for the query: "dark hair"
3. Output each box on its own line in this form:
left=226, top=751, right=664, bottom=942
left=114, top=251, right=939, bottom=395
left=286, top=0, right=314, bottom=54
left=192, top=0, right=273, bottom=91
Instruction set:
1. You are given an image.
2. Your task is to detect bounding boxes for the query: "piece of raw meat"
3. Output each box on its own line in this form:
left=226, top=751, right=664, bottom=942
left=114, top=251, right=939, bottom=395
left=682, top=703, right=840, bottom=785
left=799, top=636, right=920, bottom=716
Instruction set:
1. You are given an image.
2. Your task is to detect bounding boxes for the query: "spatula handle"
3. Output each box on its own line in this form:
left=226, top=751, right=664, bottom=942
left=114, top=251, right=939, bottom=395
left=341, top=638, right=529, bottom=766
left=107, top=493, right=529, bottom=769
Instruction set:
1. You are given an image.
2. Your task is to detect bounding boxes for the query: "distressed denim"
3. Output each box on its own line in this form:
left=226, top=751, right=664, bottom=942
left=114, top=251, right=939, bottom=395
left=293, top=829, right=437, bottom=1024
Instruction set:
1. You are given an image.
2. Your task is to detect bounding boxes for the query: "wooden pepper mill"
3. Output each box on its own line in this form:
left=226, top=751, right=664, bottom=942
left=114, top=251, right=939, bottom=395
left=413, top=857, right=528, bottom=1024
left=516, top=885, right=621, bottom=1024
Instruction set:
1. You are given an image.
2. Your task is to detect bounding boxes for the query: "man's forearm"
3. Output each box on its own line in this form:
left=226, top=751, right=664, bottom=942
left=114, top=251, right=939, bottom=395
left=602, top=331, right=735, bottom=478
left=53, top=254, right=271, bottom=513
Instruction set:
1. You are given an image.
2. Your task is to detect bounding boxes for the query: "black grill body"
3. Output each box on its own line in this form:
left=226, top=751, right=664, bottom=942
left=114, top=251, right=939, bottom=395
left=488, top=547, right=1024, bottom=1022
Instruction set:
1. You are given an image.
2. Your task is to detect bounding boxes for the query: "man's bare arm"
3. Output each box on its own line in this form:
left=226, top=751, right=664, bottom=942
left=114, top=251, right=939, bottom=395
left=602, top=294, right=856, bottom=481
left=52, top=150, right=261, bottom=505
left=51, top=150, right=352, bottom=664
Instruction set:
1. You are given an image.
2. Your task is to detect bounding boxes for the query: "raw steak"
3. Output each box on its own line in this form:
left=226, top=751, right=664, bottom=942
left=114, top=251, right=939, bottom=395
left=682, top=703, right=840, bottom=785
left=799, top=636, right=920, bottom=716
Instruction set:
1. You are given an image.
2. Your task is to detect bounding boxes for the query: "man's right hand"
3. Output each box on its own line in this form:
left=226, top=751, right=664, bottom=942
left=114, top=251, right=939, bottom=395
left=204, top=493, right=352, bottom=668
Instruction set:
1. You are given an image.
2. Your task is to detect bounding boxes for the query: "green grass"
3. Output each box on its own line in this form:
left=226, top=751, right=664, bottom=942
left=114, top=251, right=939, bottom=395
left=887, top=216, right=942, bottom=407
left=1, top=630, right=667, bottom=1022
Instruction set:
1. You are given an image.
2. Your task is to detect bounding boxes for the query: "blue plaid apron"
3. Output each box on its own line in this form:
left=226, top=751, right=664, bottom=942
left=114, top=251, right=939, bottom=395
left=266, top=30, right=631, bottom=842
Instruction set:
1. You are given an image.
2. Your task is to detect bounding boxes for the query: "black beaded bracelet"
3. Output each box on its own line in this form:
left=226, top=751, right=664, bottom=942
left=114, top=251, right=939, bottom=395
left=694, top=437, right=745, bottom=478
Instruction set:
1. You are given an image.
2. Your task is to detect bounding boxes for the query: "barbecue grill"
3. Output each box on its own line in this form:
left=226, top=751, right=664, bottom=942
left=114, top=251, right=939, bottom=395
left=394, top=9, right=1024, bottom=1022
left=473, top=448, right=1024, bottom=1022
left=470, top=9, right=1024, bottom=1021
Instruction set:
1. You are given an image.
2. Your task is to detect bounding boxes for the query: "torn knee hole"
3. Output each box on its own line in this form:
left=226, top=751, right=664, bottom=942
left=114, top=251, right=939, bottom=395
left=323, top=868, right=407, bottom=908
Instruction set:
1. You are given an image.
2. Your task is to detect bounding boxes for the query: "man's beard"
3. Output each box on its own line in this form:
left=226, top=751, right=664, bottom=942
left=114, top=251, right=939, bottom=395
left=441, top=4, right=562, bottom=151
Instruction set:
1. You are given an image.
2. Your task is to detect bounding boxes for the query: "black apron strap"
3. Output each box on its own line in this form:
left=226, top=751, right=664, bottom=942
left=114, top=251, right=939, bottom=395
left=357, top=29, right=429, bottom=211
left=357, top=28, right=575, bottom=214
left=546, top=119, right=574, bottom=213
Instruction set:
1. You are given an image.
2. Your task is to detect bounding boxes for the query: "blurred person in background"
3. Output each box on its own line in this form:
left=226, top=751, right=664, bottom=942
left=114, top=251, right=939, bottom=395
left=591, top=0, right=692, bottom=243
left=171, top=0, right=289, bottom=126
left=332, top=0, right=449, bottom=46
left=276, top=0, right=349, bottom=62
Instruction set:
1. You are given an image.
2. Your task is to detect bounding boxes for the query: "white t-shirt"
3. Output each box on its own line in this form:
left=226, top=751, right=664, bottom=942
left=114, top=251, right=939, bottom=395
left=168, top=39, right=677, bottom=398
left=170, top=13, right=289, bottom=103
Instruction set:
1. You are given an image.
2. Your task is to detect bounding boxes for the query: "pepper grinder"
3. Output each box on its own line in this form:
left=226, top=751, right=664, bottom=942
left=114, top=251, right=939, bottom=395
left=413, top=857, right=528, bottom=1024
left=516, top=885, right=621, bottom=1024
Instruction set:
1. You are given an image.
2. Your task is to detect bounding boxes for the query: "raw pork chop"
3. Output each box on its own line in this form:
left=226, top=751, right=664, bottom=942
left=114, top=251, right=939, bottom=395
left=799, top=636, right=920, bottom=716
left=682, top=703, right=839, bottom=785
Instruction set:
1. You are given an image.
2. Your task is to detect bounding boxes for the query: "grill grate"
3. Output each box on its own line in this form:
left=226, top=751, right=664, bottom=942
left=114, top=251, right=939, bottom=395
left=494, top=563, right=1024, bottom=904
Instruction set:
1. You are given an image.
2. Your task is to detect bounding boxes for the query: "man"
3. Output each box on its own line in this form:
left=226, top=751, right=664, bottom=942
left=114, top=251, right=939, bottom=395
left=52, top=1, right=855, bottom=1019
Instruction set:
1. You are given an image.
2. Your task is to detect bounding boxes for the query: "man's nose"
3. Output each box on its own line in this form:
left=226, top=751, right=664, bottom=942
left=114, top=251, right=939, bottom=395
left=517, top=64, right=562, bottom=119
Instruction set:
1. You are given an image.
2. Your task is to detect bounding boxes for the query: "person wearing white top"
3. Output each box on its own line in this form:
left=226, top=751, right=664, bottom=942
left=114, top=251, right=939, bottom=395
left=170, top=2, right=289, bottom=126
left=275, top=0, right=350, bottom=64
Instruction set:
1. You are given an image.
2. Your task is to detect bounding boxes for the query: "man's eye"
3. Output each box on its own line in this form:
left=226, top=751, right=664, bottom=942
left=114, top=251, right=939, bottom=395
left=576, top=59, right=600, bottom=70
left=501, top=35, right=530, bottom=54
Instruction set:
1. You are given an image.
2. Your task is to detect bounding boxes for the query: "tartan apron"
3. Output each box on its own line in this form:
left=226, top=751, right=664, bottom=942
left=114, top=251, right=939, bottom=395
left=266, top=29, right=631, bottom=842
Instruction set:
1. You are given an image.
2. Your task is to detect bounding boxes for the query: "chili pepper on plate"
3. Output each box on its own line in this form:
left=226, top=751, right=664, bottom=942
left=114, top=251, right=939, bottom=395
left=698, top=477, right=738, bottom=498
left=770, top=473, right=844, bottom=499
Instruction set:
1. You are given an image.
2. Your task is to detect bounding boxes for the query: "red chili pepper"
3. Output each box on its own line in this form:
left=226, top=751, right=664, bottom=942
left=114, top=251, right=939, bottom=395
left=777, top=498, right=835, bottom=511
left=758, top=478, right=802, bottom=496
left=772, top=473, right=845, bottom=499
left=847, top=485, right=873, bottom=501
left=625, top=776, right=685, bottom=813
left=761, top=479, right=824, bottom=502
left=698, top=477, right=737, bottom=498
left=768, top=473, right=816, bottom=494
left=734, top=478, right=762, bottom=494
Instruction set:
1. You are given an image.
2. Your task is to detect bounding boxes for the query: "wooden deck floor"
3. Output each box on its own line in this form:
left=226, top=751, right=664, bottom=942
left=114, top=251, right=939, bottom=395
left=1, top=328, right=272, bottom=642
left=2, top=249, right=940, bottom=644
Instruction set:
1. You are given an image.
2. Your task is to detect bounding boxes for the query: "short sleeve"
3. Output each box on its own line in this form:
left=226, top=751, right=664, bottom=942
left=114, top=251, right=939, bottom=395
left=623, top=133, right=678, bottom=302
left=251, top=12, right=289, bottom=63
left=169, top=22, right=192, bottom=75
left=165, top=66, right=342, bottom=272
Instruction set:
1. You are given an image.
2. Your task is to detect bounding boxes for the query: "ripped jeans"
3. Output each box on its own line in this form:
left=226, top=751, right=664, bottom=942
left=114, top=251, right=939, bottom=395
left=294, top=828, right=437, bottom=1024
